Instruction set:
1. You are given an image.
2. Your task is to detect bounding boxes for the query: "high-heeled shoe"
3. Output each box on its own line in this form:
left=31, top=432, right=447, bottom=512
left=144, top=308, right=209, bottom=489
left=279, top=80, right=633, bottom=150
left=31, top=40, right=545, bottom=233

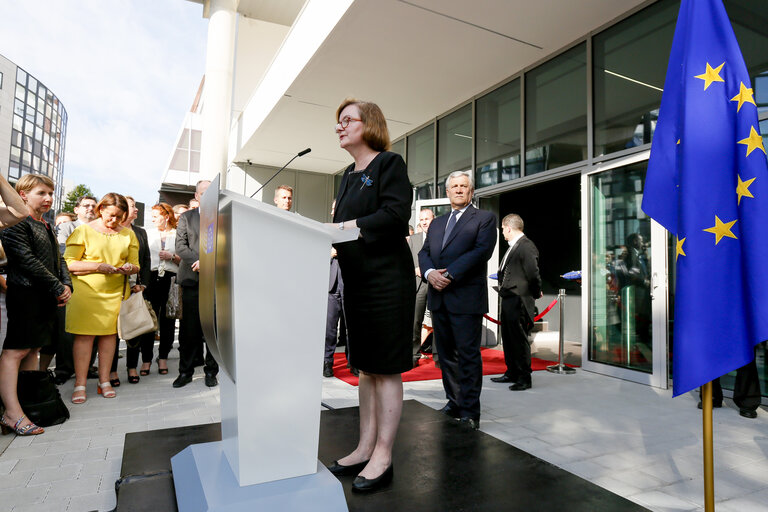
left=71, top=386, right=87, bottom=404
left=352, top=464, right=393, bottom=492
left=127, top=373, right=140, bottom=384
left=327, top=459, right=370, bottom=476
left=1, top=414, right=44, bottom=436
left=97, top=382, right=116, bottom=398
left=140, top=363, right=151, bottom=376
left=157, top=358, right=168, bottom=375
left=110, top=377, right=121, bottom=387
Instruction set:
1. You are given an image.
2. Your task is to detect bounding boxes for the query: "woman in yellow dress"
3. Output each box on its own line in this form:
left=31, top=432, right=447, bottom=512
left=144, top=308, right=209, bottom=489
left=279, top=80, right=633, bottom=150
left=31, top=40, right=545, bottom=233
left=65, top=193, right=139, bottom=403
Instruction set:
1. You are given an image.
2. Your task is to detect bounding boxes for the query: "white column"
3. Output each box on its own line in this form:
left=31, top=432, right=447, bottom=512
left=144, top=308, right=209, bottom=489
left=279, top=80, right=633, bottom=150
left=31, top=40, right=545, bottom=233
left=200, top=0, right=239, bottom=187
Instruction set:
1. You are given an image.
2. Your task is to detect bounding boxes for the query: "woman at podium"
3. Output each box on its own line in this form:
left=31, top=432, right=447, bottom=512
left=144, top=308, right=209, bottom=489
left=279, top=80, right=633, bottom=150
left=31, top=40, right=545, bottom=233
left=328, top=98, right=415, bottom=492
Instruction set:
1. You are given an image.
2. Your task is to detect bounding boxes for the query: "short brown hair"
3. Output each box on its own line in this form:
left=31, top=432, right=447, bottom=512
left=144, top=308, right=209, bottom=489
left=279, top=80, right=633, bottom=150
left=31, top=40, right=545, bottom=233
left=274, top=185, right=293, bottom=198
left=502, top=213, right=524, bottom=231
left=152, top=202, right=177, bottom=229
left=95, top=193, right=129, bottom=223
left=336, top=98, right=390, bottom=152
left=15, top=174, right=55, bottom=194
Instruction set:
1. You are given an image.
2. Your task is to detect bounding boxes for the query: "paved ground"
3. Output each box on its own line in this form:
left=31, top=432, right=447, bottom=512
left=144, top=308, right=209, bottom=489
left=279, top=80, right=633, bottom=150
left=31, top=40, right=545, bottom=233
left=1, top=343, right=767, bottom=512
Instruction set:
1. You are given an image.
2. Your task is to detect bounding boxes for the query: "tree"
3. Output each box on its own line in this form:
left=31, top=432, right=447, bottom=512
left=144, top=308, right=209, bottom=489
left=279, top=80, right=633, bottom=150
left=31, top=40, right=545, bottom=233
left=62, top=184, right=95, bottom=213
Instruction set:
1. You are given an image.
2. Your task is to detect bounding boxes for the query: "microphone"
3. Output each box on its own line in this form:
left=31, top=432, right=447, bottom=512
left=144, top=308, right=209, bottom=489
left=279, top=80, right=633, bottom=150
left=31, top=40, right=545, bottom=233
left=250, top=148, right=311, bottom=198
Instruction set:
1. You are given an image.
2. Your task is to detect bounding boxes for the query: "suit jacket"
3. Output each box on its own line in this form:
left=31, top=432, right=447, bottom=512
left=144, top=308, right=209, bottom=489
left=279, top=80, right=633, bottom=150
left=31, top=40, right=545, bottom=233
left=407, top=231, right=426, bottom=269
left=175, top=208, right=200, bottom=287
left=498, top=235, right=541, bottom=324
left=131, top=225, right=151, bottom=289
left=57, top=219, right=81, bottom=254
left=329, top=256, right=343, bottom=294
left=418, top=205, right=496, bottom=315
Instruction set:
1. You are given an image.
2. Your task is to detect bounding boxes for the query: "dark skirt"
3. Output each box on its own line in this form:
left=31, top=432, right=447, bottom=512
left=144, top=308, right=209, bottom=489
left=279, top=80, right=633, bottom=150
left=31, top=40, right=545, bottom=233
left=336, top=237, right=415, bottom=374
left=3, top=284, right=57, bottom=350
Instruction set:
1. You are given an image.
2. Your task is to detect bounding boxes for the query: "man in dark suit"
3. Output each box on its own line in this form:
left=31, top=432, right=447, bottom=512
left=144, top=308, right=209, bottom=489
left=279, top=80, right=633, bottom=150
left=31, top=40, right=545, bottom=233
left=173, top=180, right=219, bottom=388
left=407, top=208, right=434, bottom=367
left=419, top=171, right=496, bottom=430
left=324, top=248, right=346, bottom=377
left=491, top=214, right=542, bottom=391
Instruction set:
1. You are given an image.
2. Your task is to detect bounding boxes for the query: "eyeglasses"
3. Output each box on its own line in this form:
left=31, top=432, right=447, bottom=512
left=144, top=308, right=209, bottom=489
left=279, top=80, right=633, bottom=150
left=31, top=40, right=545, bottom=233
left=336, top=116, right=362, bottom=130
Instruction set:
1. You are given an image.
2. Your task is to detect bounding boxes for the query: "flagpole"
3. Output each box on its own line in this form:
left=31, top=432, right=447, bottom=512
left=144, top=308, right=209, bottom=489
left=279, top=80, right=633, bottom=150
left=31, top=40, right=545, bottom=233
left=702, top=381, right=714, bottom=511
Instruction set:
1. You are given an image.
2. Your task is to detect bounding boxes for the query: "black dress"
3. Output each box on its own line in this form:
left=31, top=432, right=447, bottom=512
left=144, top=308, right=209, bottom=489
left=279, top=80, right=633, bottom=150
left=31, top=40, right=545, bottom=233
left=333, top=151, right=415, bottom=374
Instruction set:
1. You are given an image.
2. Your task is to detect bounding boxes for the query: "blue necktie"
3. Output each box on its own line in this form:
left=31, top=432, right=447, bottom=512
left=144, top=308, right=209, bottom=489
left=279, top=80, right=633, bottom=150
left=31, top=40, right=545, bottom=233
left=442, top=210, right=459, bottom=248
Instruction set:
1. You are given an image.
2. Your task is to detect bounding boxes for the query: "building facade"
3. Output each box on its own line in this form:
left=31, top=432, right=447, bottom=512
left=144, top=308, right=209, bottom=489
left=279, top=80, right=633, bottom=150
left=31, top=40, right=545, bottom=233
left=186, top=0, right=768, bottom=396
left=0, top=53, right=67, bottom=213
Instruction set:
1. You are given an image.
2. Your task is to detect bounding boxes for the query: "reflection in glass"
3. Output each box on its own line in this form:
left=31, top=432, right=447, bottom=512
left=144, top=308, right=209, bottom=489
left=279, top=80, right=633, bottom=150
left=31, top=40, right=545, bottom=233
left=525, top=43, right=587, bottom=174
left=390, top=138, right=405, bottom=161
left=593, top=1, right=676, bottom=156
left=476, top=78, right=521, bottom=187
left=407, top=124, right=435, bottom=200
left=589, top=162, right=652, bottom=373
left=437, top=104, right=472, bottom=197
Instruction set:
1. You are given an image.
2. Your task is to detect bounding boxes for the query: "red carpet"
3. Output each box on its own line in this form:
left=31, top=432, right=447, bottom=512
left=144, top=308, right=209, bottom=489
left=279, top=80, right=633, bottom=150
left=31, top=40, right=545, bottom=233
left=332, top=349, right=578, bottom=386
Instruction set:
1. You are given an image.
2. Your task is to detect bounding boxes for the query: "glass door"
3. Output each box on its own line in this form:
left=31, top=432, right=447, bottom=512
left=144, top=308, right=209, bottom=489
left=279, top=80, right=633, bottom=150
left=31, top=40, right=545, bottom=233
left=582, top=156, right=669, bottom=388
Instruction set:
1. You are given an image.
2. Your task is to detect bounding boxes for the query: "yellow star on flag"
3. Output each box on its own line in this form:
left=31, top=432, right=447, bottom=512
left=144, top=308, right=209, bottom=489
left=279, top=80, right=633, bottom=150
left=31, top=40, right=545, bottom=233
left=694, top=62, right=725, bottom=90
left=737, top=126, right=766, bottom=157
left=730, top=82, right=756, bottom=112
left=703, top=216, right=737, bottom=245
left=676, top=237, right=686, bottom=261
left=736, top=174, right=756, bottom=205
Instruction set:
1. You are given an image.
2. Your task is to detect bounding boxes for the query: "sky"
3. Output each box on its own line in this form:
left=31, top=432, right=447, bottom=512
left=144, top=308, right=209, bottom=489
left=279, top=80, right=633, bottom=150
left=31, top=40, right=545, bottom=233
left=0, top=0, right=209, bottom=209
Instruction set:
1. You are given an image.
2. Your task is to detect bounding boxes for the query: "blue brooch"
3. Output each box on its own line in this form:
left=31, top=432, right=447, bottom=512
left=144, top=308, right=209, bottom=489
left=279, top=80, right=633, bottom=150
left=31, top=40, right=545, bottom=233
left=360, top=174, right=373, bottom=189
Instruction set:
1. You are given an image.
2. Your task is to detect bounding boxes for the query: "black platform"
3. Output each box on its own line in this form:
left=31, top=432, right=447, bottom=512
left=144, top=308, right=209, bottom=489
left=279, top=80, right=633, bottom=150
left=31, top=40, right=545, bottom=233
left=116, top=400, right=647, bottom=511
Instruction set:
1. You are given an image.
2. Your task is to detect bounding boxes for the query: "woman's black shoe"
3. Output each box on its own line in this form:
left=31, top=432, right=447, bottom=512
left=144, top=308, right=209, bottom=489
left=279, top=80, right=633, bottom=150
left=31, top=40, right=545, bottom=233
left=352, top=464, right=393, bottom=492
left=127, top=375, right=140, bottom=384
left=327, top=459, right=369, bottom=476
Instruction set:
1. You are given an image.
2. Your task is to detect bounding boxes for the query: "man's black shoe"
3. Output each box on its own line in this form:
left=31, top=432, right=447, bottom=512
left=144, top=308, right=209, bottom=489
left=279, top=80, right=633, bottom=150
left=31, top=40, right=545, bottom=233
left=439, top=403, right=460, bottom=419
left=697, top=401, right=723, bottom=409
left=490, top=375, right=514, bottom=383
left=204, top=374, right=218, bottom=387
left=509, top=382, right=531, bottom=391
left=323, top=361, right=334, bottom=378
left=459, top=417, right=479, bottom=430
left=739, top=408, right=758, bottom=419
left=87, top=366, right=99, bottom=379
left=173, top=374, right=193, bottom=388
left=53, top=372, right=71, bottom=385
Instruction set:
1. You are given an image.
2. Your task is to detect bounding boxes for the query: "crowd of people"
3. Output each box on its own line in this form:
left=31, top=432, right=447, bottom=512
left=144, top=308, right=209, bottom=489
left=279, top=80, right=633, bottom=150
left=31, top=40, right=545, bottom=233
left=0, top=176, right=213, bottom=436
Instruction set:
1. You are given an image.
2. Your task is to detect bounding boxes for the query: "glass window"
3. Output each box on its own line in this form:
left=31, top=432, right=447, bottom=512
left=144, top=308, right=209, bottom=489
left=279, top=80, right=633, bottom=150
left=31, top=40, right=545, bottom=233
left=476, top=78, right=521, bottom=188
left=437, top=104, right=472, bottom=197
left=22, top=151, right=31, bottom=167
left=190, top=151, right=200, bottom=173
left=14, top=98, right=24, bottom=117
left=178, top=129, right=190, bottom=149
left=589, top=162, right=652, bottom=373
left=390, top=139, right=405, bottom=160
left=11, top=130, right=21, bottom=147
left=525, top=43, right=587, bottom=174
left=9, top=163, right=19, bottom=179
left=406, top=124, right=435, bottom=200
left=170, top=149, right=188, bottom=171
left=10, top=146, right=20, bottom=162
left=593, top=1, right=677, bottom=156
left=191, top=129, right=202, bottom=150
left=27, top=76, right=37, bottom=92
left=0, top=71, right=3, bottom=89
left=15, top=83, right=25, bottom=100
left=13, top=115, right=22, bottom=131
left=16, top=68, right=26, bottom=85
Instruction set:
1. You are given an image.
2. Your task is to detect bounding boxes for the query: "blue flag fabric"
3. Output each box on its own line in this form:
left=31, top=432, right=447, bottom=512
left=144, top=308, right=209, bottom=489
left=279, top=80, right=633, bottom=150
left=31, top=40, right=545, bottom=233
left=643, top=0, right=768, bottom=397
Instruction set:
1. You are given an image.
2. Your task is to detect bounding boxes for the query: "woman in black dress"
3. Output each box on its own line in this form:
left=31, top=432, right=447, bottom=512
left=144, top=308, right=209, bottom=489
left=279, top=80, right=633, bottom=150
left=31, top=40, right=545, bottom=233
left=327, top=99, right=414, bottom=492
left=0, top=174, right=72, bottom=436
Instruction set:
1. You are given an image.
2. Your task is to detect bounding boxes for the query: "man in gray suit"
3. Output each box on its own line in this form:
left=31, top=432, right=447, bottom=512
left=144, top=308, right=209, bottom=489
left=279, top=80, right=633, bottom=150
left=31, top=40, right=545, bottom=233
left=491, top=213, right=542, bottom=391
left=407, top=208, right=434, bottom=367
left=173, top=180, right=219, bottom=388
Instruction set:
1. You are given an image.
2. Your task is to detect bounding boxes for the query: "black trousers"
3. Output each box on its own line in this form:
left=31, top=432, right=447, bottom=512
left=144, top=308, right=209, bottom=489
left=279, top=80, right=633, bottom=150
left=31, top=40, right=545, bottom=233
left=412, top=279, right=428, bottom=357
left=701, top=356, right=761, bottom=412
left=122, top=271, right=177, bottom=369
left=324, top=289, right=347, bottom=363
left=42, top=306, right=74, bottom=376
left=500, top=295, right=532, bottom=385
left=178, top=285, right=218, bottom=377
left=432, top=308, right=483, bottom=421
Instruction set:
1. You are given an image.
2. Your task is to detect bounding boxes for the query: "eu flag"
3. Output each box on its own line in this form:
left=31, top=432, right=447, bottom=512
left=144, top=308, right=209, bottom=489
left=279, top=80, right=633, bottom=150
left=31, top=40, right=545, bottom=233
left=643, top=0, right=768, bottom=396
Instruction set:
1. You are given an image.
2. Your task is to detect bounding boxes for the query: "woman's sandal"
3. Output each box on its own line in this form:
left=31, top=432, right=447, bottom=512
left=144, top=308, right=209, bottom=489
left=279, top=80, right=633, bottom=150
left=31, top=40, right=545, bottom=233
left=157, top=358, right=168, bottom=375
left=127, top=372, right=140, bottom=384
left=0, top=414, right=44, bottom=436
left=71, top=386, right=87, bottom=404
left=97, top=382, right=116, bottom=398
left=139, top=363, right=151, bottom=376
left=110, top=377, right=121, bottom=387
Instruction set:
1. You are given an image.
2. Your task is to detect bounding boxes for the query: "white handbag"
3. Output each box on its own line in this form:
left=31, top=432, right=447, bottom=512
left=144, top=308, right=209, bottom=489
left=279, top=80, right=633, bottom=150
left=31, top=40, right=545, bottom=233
left=117, top=277, right=158, bottom=340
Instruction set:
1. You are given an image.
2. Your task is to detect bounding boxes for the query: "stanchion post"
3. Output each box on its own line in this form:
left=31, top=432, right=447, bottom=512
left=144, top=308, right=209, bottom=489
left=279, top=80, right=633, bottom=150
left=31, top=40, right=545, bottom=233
left=547, top=289, right=575, bottom=375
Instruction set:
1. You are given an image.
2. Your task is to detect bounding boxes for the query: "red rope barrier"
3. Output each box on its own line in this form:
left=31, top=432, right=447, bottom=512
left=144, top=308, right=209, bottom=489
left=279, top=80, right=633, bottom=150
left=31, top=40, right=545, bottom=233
left=484, top=297, right=559, bottom=325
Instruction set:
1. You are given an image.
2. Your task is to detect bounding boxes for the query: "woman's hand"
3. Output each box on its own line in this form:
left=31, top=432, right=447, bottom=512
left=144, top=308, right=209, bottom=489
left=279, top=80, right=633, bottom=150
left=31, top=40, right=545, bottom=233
left=131, top=285, right=146, bottom=294
left=97, top=263, right=119, bottom=274
left=159, top=250, right=173, bottom=261
left=57, top=286, right=72, bottom=306
left=117, top=263, right=137, bottom=275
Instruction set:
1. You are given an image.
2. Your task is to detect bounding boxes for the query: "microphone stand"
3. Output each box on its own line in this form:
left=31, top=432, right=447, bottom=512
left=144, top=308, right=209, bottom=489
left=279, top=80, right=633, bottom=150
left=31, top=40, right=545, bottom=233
left=250, top=148, right=311, bottom=198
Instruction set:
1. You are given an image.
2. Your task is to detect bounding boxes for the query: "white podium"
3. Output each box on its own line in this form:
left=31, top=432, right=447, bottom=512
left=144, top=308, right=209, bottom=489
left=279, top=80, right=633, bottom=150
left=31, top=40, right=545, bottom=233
left=171, top=176, right=352, bottom=511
